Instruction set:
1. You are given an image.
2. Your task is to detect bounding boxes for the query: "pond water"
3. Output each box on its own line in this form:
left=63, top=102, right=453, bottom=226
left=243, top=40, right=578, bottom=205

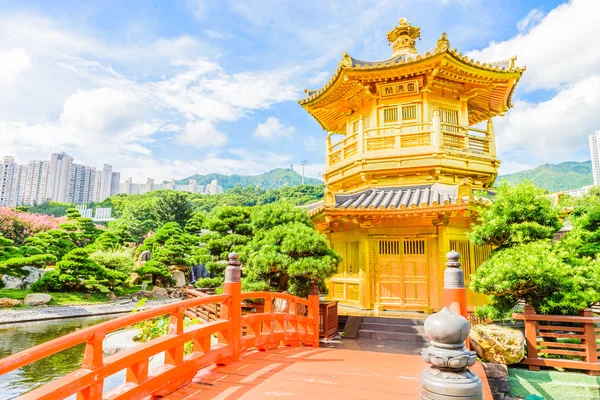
left=0, top=316, right=127, bottom=399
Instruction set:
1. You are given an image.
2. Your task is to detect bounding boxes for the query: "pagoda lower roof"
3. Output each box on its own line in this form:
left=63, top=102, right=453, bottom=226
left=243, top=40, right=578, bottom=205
left=307, top=183, right=491, bottom=217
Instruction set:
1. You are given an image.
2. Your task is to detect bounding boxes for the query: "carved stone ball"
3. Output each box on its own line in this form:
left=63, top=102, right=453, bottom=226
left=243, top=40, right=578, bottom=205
left=424, top=307, right=470, bottom=345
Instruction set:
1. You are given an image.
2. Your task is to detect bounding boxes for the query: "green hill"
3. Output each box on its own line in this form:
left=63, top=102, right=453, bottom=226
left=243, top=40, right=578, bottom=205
left=177, top=168, right=323, bottom=190
left=498, top=161, right=593, bottom=192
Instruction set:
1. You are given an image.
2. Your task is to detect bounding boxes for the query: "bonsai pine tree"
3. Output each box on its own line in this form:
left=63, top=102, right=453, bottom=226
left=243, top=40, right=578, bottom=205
left=470, top=180, right=560, bottom=248
left=20, top=229, right=77, bottom=261
left=242, top=202, right=341, bottom=297
left=136, top=260, right=172, bottom=286
left=135, top=222, right=196, bottom=286
left=184, top=212, right=206, bottom=235
left=196, top=206, right=253, bottom=277
left=470, top=181, right=599, bottom=317
left=32, top=248, right=126, bottom=292
left=0, top=234, right=21, bottom=261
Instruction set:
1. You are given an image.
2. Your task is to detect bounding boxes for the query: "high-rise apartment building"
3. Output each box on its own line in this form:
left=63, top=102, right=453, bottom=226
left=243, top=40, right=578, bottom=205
left=590, top=130, right=600, bottom=185
left=144, top=178, right=155, bottom=194
left=47, top=152, right=74, bottom=203
left=110, top=172, right=121, bottom=197
left=19, top=160, right=50, bottom=205
left=0, top=157, right=22, bottom=207
left=68, top=164, right=98, bottom=204
left=93, top=164, right=113, bottom=202
left=206, top=179, right=223, bottom=195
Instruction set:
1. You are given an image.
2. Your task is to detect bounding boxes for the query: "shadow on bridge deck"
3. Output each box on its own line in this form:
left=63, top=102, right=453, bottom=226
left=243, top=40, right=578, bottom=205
left=164, top=346, right=492, bottom=400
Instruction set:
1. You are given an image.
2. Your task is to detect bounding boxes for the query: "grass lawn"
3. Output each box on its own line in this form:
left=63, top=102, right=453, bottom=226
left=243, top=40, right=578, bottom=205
left=0, top=285, right=151, bottom=306
left=509, top=368, right=600, bottom=400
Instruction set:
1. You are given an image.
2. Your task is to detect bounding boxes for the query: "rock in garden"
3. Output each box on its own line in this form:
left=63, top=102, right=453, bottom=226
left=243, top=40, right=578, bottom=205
left=0, top=298, right=22, bottom=307
left=107, top=292, right=117, bottom=301
left=482, top=362, right=508, bottom=379
left=129, top=272, right=142, bottom=285
left=138, top=250, right=152, bottom=263
left=168, top=265, right=189, bottom=272
left=24, top=293, right=52, bottom=306
left=170, top=270, right=187, bottom=287
left=151, top=286, right=168, bottom=298
left=470, top=324, right=525, bottom=364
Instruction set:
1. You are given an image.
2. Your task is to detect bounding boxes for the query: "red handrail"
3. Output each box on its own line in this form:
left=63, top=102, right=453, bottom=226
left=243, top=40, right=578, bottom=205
left=0, top=294, right=232, bottom=376
left=0, top=285, right=320, bottom=400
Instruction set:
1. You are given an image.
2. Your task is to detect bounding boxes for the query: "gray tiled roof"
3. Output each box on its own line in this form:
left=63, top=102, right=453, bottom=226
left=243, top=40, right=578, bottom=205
left=349, top=55, right=405, bottom=68
left=333, top=184, right=491, bottom=211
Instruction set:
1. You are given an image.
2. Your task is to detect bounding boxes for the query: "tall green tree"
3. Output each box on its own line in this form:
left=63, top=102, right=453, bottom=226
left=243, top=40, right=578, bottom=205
left=154, top=192, right=194, bottom=228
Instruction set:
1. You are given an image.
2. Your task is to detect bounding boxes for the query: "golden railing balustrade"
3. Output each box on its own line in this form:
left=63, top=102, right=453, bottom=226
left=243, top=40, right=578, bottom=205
left=325, top=115, right=495, bottom=171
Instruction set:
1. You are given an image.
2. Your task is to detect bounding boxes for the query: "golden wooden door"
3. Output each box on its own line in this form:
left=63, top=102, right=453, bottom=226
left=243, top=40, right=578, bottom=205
left=376, top=239, right=428, bottom=309
left=401, top=239, right=428, bottom=308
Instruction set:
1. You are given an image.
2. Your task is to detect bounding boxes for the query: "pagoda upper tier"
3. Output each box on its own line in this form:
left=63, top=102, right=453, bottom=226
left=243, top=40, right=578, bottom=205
left=300, top=21, right=524, bottom=131
left=299, top=18, right=524, bottom=193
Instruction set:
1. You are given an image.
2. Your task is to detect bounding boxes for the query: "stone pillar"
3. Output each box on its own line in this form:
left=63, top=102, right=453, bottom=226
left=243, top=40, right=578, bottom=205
left=442, top=250, right=468, bottom=319
left=420, top=307, right=482, bottom=400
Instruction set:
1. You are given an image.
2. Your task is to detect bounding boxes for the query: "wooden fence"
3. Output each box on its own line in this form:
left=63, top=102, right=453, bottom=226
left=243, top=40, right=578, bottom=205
left=513, top=305, right=600, bottom=375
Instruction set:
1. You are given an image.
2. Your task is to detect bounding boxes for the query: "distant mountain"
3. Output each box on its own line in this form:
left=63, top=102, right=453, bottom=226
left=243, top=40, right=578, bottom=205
left=498, top=161, right=593, bottom=192
left=177, top=168, right=323, bottom=190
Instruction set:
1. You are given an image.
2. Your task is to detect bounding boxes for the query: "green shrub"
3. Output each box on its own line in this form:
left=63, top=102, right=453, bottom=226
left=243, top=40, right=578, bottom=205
left=89, top=248, right=135, bottom=274
left=194, top=277, right=223, bottom=289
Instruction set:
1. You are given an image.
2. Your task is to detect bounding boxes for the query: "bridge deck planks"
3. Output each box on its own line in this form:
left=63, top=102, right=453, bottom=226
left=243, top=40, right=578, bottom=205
left=163, top=346, right=492, bottom=400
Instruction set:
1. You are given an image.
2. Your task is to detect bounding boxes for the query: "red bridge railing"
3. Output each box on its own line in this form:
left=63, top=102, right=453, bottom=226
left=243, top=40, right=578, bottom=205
left=0, top=254, right=319, bottom=400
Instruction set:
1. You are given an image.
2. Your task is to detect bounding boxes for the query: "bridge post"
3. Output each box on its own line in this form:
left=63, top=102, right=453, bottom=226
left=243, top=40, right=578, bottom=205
left=308, top=279, right=320, bottom=347
left=420, top=307, right=482, bottom=399
left=442, top=250, right=468, bottom=319
left=223, top=252, right=242, bottom=362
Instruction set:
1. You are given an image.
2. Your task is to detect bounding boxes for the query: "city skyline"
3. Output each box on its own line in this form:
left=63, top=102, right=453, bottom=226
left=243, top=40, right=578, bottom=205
left=0, top=151, right=227, bottom=207
left=0, top=1, right=598, bottom=182
left=0, top=152, right=121, bottom=206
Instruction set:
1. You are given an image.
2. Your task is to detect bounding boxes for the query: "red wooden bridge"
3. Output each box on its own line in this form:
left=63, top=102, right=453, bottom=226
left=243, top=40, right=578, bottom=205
left=0, top=278, right=491, bottom=399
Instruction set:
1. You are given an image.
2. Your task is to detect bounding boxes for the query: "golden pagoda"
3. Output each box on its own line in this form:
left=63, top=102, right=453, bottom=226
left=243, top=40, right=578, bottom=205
left=300, top=18, right=524, bottom=313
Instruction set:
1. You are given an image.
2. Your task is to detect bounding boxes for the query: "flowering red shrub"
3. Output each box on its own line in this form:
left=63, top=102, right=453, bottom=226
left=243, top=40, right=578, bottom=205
left=0, top=207, right=67, bottom=246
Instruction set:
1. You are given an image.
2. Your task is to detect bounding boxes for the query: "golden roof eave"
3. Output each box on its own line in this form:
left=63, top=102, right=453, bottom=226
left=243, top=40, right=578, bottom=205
left=299, top=45, right=524, bottom=132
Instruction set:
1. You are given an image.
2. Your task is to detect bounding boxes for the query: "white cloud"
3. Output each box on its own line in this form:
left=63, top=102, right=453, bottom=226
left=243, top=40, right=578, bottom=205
left=0, top=48, right=31, bottom=85
left=0, top=11, right=300, bottom=176
left=468, top=0, right=600, bottom=170
left=495, top=75, right=600, bottom=161
left=203, top=29, right=228, bottom=40
left=517, top=9, right=545, bottom=33
left=468, top=0, right=600, bottom=91
left=177, top=120, right=228, bottom=148
left=253, top=117, right=295, bottom=140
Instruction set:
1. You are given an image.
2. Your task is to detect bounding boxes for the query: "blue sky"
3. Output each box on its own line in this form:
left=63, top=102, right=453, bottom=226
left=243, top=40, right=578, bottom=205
left=1, top=0, right=598, bottom=181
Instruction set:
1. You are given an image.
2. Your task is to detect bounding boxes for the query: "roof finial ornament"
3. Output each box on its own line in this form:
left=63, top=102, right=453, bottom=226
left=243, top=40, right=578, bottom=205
left=435, top=32, right=450, bottom=52
left=340, top=52, right=352, bottom=68
left=386, top=17, right=421, bottom=57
